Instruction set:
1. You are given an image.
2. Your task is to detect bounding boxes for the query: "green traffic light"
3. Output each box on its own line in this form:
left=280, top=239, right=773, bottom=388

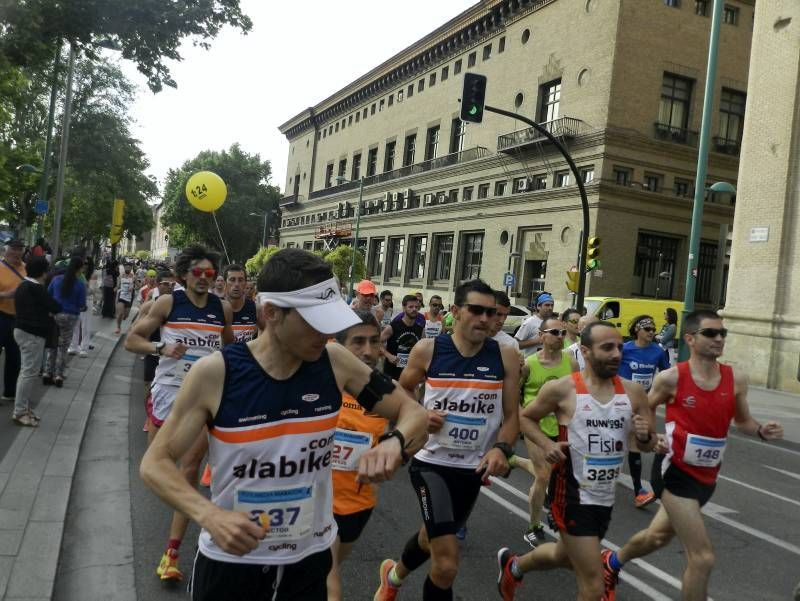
left=469, top=105, right=479, bottom=116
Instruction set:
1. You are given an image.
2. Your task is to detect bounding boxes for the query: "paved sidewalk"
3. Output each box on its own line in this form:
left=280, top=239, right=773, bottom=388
left=0, top=316, right=124, bottom=601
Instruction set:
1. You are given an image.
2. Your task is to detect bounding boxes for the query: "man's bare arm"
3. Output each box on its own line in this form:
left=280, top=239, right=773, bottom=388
left=477, top=345, right=521, bottom=476
left=732, top=369, right=783, bottom=439
left=648, top=367, right=678, bottom=411
left=520, top=376, right=571, bottom=461
left=622, top=379, right=657, bottom=452
left=125, top=294, right=172, bottom=355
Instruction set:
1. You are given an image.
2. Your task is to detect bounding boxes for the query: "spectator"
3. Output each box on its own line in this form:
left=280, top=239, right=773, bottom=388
left=68, top=261, right=96, bottom=357
left=12, top=256, right=60, bottom=426
left=45, top=257, right=87, bottom=387
left=101, top=261, right=117, bottom=318
left=0, top=239, right=27, bottom=403
left=656, top=307, right=679, bottom=363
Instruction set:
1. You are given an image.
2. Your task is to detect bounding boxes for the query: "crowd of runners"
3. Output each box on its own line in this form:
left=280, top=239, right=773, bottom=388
left=105, top=243, right=784, bottom=601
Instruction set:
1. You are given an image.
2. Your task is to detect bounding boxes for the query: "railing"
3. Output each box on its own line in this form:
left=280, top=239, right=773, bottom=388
left=712, top=136, right=740, bottom=156
left=497, top=116, right=587, bottom=152
left=308, top=146, right=490, bottom=200
left=653, top=122, right=698, bottom=146
left=279, top=193, right=304, bottom=207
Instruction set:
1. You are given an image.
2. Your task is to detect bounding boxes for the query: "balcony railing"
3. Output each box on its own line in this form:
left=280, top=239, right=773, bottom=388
left=712, top=136, right=741, bottom=156
left=653, top=122, right=698, bottom=146
left=308, top=146, right=490, bottom=200
left=279, top=193, right=304, bottom=207
left=497, top=117, right=587, bottom=152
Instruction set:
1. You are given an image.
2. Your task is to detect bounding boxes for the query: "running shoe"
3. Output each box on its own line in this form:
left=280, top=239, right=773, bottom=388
left=522, top=525, right=546, bottom=547
left=374, top=558, right=400, bottom=601
left=496, top=547, right=522, bottom=600
left=634, top=489, right=656, bottom=508
left=200, top=464, right=212, bottom=488
left=156, top=548, right=183, bottom=581
left=600, top=549, right=619, bottom=601
left=456, top=526, right=467, bottom=540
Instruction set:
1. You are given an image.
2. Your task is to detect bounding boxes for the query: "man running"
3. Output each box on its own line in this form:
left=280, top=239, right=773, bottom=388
left=601, top=310, right=783, bottom=601
left=379, top=290, right=395, bottom=328
left=352, top=279, right=384, bottom=324
left=126, top=245, right=234, bottom=581
left=224, top=264, right=258, bottom=343
left=115, top=263, right=135, bottom=334
left=490, top=291, right=520, bottom=351
left=212, top=274, right=226, bottom=298
left=618, top=314, right=670, bottom=508
left=520, top=316, right=579, bottom=547
left=327, top=309, right=389, bottom=601
left=423, top=295, right=445, bottom=338
left=497, top=321, right=656, bottom=601
left=381, top=294, right=424, bottom=381
left=374, top=279, right=521, bottom=601
left=515, top=293, right=555, bottom=357
left=140, top=248, right=428, bottom=600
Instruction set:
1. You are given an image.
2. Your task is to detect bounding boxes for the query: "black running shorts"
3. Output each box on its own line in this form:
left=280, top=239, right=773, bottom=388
left=334, top=508, right=374, bottom=544
left=143, top=355, right=159, bottom=383
left=190, top=548, right=332, bottom=601
left=663, top=464, right=716, bottom=507
left=408, top=458, right=483, bottom=540
left=551, top=503, right=612, bottom=538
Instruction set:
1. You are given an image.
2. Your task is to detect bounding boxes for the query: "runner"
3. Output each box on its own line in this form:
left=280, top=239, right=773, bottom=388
left=490, top=291, right=520, bottom=351
left=515, top=293, right=555, bottom=358
left=381, top=294, right=424, bottom=381
left=327, top=309, right=389, bottom=601
left=374, top=279, right=521, bottom=601
left=115, top=263, right=135, bottom=334
left=140, top=248, right=428, bottom=600
left=497, top=321, right=655, bottom=601
left=352, top=279, right=384, bottom=324
left=520, top=316, right=579, bottom=547
left=212, top=274, right=227, bottom=298
left=423, top=295, right=444, bottom=338
left=224, top=264, right=258, bottom=343
left=601, top=310, right=783, bottom=601
left=378, top=290, right=395, bottom=328
left=564, top=312, right=596, bottom=370
left=618, top=314, right=670, bottom=508
left=125, top=245, right=234, bottom=581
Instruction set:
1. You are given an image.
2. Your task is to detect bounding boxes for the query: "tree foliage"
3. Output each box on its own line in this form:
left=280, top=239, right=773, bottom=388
left=323, top=245, right=365, bottom=289
left=245, top=246, right=281, bottom=277
left=161, top=145, right=282, bottom=264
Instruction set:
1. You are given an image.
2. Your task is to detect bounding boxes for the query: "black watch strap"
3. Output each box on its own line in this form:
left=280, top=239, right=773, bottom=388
left=378, top=429, right=409, bottom=464
left=492, top=441, right=514, bottom=459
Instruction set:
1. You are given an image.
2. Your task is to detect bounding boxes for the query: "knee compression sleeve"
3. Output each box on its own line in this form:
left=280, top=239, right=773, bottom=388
left=423, top=575, right=453, bottom=601
left=401, top=532, right=430, bottom=572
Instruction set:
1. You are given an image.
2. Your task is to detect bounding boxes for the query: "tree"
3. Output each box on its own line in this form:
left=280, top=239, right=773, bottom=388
left=323, top=245, right=365, bottom=289
left=161, top=145, right=282, bottom=263
left=0, top=0, right=252, bottom=92
left=245, top=246, right=281, bottom=277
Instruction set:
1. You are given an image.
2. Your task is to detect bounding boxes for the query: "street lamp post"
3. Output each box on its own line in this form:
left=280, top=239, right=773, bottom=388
left=335, top=176, right=365, bottom=299
left=249, top=212, right=268, bottom=247
left=51, top=43, right=77, bottom=260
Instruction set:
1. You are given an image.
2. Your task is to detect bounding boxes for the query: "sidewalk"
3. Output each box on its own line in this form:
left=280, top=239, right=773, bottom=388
left=0, top=315, right=124, bottom=601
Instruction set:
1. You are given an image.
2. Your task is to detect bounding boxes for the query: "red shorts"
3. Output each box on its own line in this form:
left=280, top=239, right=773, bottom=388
left=145, top=392, right=164, bottom=428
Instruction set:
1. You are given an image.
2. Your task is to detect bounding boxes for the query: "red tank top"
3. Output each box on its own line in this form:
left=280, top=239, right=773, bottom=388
left=665, top=361, right=735, bottom=485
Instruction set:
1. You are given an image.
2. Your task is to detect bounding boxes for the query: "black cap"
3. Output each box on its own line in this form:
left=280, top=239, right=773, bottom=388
left=6, top=239, right=25, bottom=248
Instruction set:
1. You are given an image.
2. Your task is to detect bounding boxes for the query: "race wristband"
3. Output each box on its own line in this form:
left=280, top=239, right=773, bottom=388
left=756, top=425, right=767, bottom=441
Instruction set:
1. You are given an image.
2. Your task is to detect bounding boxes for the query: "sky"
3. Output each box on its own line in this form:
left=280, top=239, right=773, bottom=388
left=117, top=0, right=476, bottom=196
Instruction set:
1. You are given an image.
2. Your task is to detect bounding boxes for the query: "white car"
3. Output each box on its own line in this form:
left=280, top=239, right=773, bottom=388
left=502, top=304, right=532, bottom=335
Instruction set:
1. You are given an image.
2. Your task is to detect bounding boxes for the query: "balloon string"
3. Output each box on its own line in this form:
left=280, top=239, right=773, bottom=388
left=212, top=211, right=231, bottom=264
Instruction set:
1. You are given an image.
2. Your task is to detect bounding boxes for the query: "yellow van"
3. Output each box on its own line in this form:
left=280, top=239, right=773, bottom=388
left=584, top=297, right=684, bottom=339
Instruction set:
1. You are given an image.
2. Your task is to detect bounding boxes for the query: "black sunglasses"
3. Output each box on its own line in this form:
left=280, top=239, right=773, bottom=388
left=464, top=304, right=498, bottom=317
left=691, top=327, right=728, bottom=339
left=641, top=327, right=655, bottom=333
left=541, top=328, right=567, bottom=337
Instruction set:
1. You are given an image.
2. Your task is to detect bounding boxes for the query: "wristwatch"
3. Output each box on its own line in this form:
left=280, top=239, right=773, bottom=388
left=153, top=341, right=166, bottom=356
left=492, top=441, right=514, bottom=459
left=378, top=429, right=409, bottom=464
left=636, top=432, right=653, bottom=444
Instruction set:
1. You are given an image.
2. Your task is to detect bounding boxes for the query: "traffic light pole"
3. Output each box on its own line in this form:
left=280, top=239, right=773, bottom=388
left=484, top=105, right=591, bottom=311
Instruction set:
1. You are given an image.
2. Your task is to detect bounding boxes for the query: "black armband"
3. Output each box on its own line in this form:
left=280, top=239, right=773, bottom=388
left=356, top=369, right=396, bottom=411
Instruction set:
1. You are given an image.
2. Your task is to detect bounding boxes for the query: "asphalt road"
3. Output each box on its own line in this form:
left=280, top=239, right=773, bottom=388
left=125, top=352, right=800, bottom=600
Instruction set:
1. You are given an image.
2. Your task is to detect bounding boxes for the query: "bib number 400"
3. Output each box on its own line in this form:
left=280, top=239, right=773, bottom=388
left=585, top=466, right=621, bottom=482
left=448, top=427, right=479, bottom=442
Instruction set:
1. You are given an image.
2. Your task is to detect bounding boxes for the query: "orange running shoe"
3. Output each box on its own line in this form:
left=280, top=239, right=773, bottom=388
left=600, top=549, right=619, bottom=601
left=373, top=558, right=400, bottom=601
left=634, top=489, right=656, bottom=508
left=156, top=548, right=183, bottom=581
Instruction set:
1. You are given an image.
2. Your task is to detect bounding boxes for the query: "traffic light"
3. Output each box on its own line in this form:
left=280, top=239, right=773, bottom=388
left=460, top=73, right=487, bottom=123
left=586, top=236, right=601, bottom=271
left=110, top=198, right=125, bottom=244
left=566, top=270, right=579, bottom=293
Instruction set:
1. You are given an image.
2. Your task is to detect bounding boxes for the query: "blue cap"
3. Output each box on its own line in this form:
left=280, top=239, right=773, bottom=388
left=537, top=293, right=554, bottom=305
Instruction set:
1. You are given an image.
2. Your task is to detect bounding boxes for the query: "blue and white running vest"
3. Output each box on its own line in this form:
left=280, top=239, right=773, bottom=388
left=232, top=298, right=258, bottom=343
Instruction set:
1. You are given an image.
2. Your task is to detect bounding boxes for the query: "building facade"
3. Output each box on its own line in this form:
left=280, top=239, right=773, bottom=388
left=278, top=0, right=752, bottom=308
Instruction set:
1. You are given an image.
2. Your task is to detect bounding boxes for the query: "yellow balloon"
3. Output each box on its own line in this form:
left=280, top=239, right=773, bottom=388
left=185, top=171, right=227, bottom=212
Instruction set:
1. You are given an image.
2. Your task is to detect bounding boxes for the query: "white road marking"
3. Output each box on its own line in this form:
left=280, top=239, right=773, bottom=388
left=616, top=473, right=738, bottom=514
left=701, top=506, right=800, bottom=556
left=762, top=464, right=800, bottom=481
left=717, top=474, right=800, bottom=507
left=727, top=432, right=800, bottom=457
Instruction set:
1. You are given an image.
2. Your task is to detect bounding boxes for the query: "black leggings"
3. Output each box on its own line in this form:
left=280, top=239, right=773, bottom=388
left=0, top=312, right=21, bottom=398
left=628, top=452, right=644, bottom=493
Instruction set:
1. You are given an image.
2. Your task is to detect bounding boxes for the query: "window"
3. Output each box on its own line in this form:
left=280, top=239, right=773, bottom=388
left=442, top=66, right=449, bottom=81
left=431, top=234, right=454, bottom=282
left=468, top=52, right=476, bottom=67
left=366, top=148, right=378, bottom=177
left=532, top=175, right=547, bottom=190
left=342, top=119, right=346, bottom=129
left=429, top=73, right=436, bottom=87
left=695, top=0, right=708, bottom=15
left=398, top=89, right=404, bottom=103
left=614, top=167, right=632, bottom=186
left=477, top=183, right=490, bottom=199
left=386, top=237, right=405, bottom=279
left=555, top=171, right=570, bottom=187
left=538, top=79, right=561, bottom=122
left=632, top=233, right=680, bottom=297
left=498, top=36, right=506, bottom=53
left=355, top=112, right=360, bottom=123
left=659, top=73, right=693, bottom=131
left=723, top=4, right=738, bottom=25
left=424, top=126, right=440, bottom=161
left=403, top=134, right=416, bottom=166
left=674, top=178, right=692, bottom=197
left=368, top=238, right=385, bottom=278
left=494, top=180, right=507, bottom=196
left=351, top=153, right=361, bottom=180
left=459, top=232, right=484, bottom=281
left=325, top=164, right=334, bottom=188
left=664, top=0, right=679, bottom=7
left=337, top=159, right=347, bottom=179
left=580, top=167, right=595, bottom=183
left=418, top=79, right=425, bottom=93
left=371, top=103, right=376, bottom=115
left=449, top=189, right=458, bottom=203
left=388, top=94, right=394, bottom=107
left=363, top=108, right=368, bottom=119
left=696, top=242, right=718, bottom=303
left=407, top=236, right=427, bottom=281
left=379, top=99, right=385, bottom=111
left=483, top=43, right=492, bottom=60
left=644, top=173, right=662, bottom=192
left=348, top=115, right=353, bottom=125
left=454, top=59, right=462, bottom=75
left=384, top=141, right=396, bottom=172
left=718, top=88, right=746, bottom=144
left=335, top=122, right=339, bottom=133
left=449, top=118, right=466, bottom=153
left=407, top=84, right=414, bottom=98
left=463, top=186, right=474, bottom=201
left=303, top=241, right=313, bottom=250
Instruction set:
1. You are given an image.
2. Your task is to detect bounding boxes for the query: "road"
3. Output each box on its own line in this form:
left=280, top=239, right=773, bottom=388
left=122, top=355, right=800, bottom=600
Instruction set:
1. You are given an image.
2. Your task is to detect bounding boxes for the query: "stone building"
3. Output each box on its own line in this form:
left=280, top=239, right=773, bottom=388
left=278, top=0, right=752, bottom=308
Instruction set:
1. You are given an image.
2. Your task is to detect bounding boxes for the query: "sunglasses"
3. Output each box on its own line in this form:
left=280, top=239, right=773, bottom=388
left=542, top=328, right=567, bottom=337
left=640, top=327, right=655, bottom=333
left=567, top=319, right=580, bottom=324
left=464, top=304, right=498, bottom=317
left=429, top=303, right=443, bottom=308
left=691, top=327, right=728, bottom=339
left=190, top=267, right=216, bottom=278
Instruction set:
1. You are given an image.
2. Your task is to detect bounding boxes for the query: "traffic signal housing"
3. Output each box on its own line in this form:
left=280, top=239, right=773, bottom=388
left=586, top=236, right=601, bottom=271
left=110, top=198, right=125, bottom=244
left=460, top=73, right=487, bottom=123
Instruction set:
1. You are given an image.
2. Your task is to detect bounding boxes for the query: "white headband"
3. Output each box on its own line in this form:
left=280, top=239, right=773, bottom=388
left=257, top=277, right=342, bottom=309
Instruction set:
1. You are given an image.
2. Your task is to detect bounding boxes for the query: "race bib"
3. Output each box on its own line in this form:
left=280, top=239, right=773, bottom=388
left=332, top=428, right=372, bottom=472
left=174, top=353, right=202, bottom=383
left=581, top=454, right=624, bottom=489
left=397, top=352, right=410, bottom=368
left=234, top=485, right=314, bottom=541
left=424, top=321, right=442, bottom=338
left=433, top=413, right=489, bottom=451
left=683, top=433, right=726, bottom=467
left=631, top=372, right=653, bottom=390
